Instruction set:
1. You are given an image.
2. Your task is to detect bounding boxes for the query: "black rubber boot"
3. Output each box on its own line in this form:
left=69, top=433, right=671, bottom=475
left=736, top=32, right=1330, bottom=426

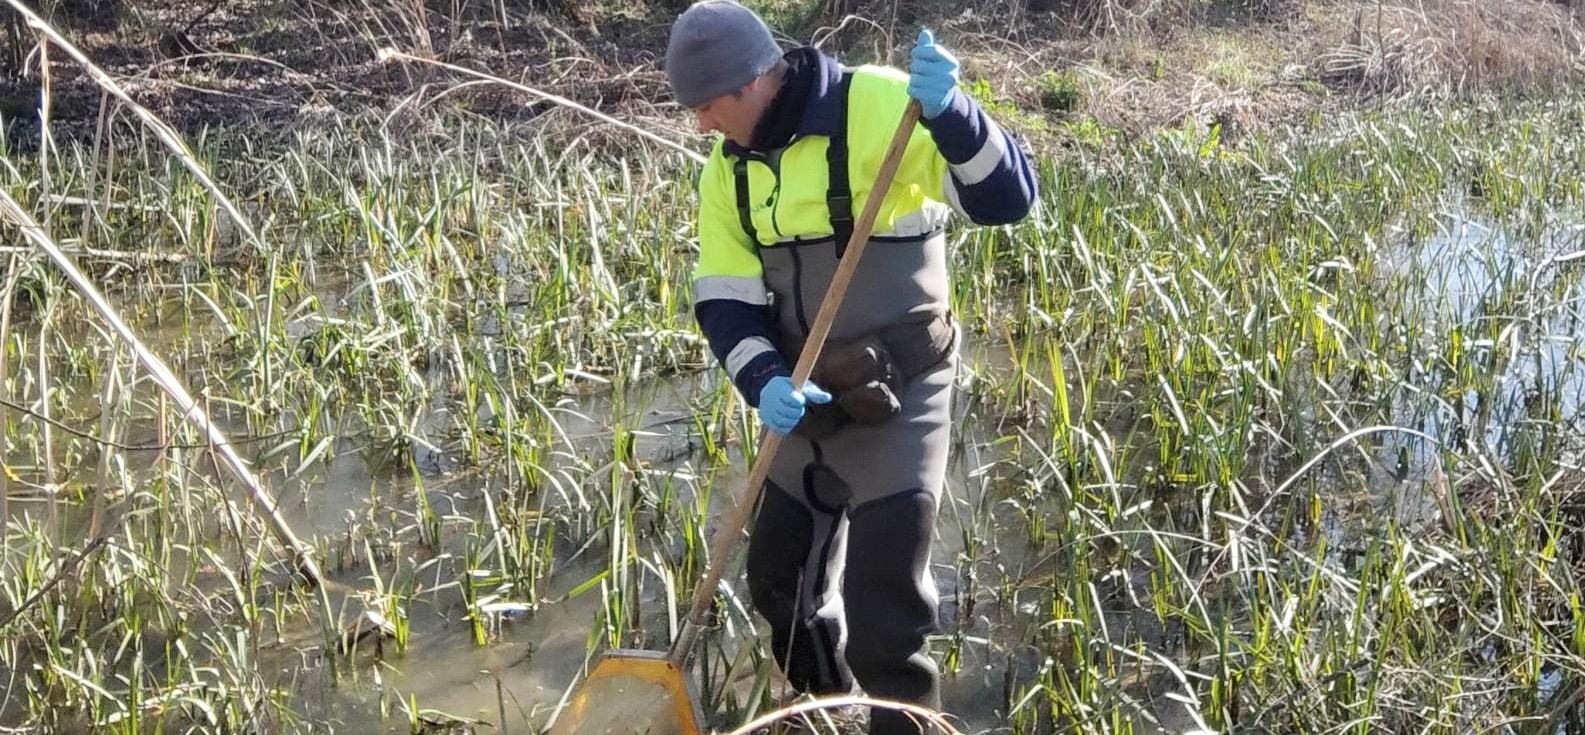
left=843, top=490, right=942, bottom=735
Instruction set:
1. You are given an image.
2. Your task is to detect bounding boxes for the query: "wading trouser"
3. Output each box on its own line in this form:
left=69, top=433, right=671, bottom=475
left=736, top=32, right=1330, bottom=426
left=745, top=355, right=955, bottom=735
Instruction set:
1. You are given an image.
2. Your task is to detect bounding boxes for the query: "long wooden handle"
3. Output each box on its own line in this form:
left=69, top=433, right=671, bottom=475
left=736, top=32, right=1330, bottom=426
left=670, top=100, right=924, bottom=664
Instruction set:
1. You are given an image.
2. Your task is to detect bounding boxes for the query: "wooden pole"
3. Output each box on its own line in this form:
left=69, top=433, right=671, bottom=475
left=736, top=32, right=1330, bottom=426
left=668, top=100, right=924, bottom=664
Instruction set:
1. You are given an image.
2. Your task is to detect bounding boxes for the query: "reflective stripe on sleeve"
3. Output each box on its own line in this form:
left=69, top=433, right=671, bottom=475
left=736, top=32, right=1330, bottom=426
left=726, top=336, right=779, bottom=379
left=950, top=131, right=1007, bottom=186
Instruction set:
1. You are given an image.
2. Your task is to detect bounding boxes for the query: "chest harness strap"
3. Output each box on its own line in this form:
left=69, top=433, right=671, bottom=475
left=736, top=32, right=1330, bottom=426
left=733, top=71, right=854, bottom=251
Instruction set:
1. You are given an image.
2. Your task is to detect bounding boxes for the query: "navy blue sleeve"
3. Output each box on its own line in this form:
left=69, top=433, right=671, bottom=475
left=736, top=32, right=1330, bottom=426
left=919, top=87, right=1039, bottom=226
left=695, top=299, right=790, bottom=408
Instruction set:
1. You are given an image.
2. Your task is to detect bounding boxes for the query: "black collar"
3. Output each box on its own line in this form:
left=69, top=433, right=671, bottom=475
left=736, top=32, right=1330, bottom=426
left=724, top=47, right=845, bottom=158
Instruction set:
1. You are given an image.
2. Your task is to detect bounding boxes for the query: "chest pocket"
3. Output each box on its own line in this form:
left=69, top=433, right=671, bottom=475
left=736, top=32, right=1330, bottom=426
left=733, top=71, right=855, bottom=255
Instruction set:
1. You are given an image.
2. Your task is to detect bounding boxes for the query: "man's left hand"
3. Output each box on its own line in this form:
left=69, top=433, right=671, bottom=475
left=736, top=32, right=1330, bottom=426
left=908, top=29, right=959, bottom=120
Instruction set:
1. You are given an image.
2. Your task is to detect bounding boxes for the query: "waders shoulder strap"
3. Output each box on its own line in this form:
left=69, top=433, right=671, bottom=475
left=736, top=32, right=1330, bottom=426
left=827, top=71, right=854, bottom=256
left=733, top=157, right=759, bottom=245
left=730, top=71, right=856, bottom=252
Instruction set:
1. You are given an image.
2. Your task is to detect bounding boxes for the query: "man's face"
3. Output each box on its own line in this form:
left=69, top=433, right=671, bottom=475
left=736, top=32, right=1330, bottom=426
left=692, top=73, right=776, bottom=147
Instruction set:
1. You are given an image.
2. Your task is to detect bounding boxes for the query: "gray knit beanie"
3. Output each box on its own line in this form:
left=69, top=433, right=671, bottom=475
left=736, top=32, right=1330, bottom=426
left=665, top=0, right=783, bottom=108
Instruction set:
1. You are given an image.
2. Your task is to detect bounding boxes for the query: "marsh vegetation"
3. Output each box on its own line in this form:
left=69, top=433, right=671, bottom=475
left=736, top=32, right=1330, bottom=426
left=2, top=1, right=1584, bottom=733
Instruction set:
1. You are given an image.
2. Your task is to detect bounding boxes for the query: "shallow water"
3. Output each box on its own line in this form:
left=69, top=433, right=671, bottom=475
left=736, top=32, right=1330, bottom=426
left=261, top=355, right=1030, bottom=733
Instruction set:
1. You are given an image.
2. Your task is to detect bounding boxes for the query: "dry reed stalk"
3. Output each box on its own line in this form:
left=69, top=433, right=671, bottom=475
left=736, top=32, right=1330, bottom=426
left=37, top=36, right=51, bottom=227
left=0, top=245, right=190, bottom=262
left=37, top=306, right=54, bottom=542
left=0, top=253, right=23, bottom=534
left=87, top=348, right=123, bottom=539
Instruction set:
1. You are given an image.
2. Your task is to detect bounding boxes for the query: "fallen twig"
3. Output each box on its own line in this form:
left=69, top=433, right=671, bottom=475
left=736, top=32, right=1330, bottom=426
left=0, top=245, right=188, bottom=263
left=0, top=536, right=109, bottom=632
left=44, top=194, right=161, bottom=212
left=0, top=396, right=297, bottom=451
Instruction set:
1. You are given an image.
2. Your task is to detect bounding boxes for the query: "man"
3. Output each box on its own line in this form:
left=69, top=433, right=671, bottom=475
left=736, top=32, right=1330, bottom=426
left=665, top=2, right=1037, bottom=732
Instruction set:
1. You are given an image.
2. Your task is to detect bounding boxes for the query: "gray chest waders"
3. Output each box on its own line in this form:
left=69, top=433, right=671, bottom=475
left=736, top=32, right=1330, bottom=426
left=736, top=73, right=955, bottom=733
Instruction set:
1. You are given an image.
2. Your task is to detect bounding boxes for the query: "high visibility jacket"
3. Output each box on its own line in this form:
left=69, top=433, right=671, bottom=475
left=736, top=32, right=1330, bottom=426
left=691, top=49, right=1037, bottom=406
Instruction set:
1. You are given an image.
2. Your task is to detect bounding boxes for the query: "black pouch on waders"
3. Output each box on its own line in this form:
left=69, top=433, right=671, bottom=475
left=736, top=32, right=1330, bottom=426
left=791, top=311, right=957, bottom=439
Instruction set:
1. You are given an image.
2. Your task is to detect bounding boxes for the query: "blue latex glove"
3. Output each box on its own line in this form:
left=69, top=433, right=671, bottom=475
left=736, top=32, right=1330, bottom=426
left=908, top=29, right=959, bottom=120
left=757, top=376, right=833, bottom=435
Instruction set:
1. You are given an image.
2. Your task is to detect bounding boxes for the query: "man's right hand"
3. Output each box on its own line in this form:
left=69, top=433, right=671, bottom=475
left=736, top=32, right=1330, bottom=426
left=758, top=376, right=833, bottom=435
